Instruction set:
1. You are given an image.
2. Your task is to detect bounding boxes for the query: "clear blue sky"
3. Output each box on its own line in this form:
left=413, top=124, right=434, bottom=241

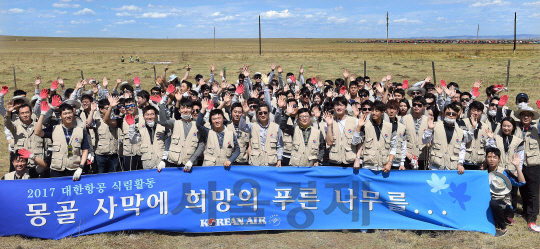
left=0, top=0, right=539, bottom=38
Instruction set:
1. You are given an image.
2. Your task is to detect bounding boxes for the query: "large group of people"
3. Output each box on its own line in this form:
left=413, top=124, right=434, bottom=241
left=1, top=63, right=539, bottom=236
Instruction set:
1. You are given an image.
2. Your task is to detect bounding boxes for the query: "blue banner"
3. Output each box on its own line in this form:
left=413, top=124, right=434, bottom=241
left=0, top=166, right=495, bottom=239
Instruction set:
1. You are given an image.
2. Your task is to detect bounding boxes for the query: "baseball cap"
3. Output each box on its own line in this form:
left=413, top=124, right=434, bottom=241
left=516, top=93, right=529, bottom=102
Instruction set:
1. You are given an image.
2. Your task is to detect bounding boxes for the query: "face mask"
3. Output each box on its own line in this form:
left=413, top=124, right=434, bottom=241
left=518, top=102, right=528, bottom=109
left=444, top=117, right=456, bottom=125
left=488, top=110, right=497, bottom=117
left=248, top=111, right=256, bottom=117
left=147, top=121, right=155, bottom=127
left=287, top=78, right=293, bottom=84
left=181, top=113, right=192, bottom=120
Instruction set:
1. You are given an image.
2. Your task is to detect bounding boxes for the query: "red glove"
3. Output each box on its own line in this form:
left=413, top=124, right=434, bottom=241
left=51, top=95, right=62, bottom=107
left=440, top=79, right=446, bottom=87
left=51, top=81, right=59, bottom=90
left=494, top=84, right=504, bottom=91
left=290, top=75, right=296, bottom=83
left=39, top=89, right=49, bottom=99
left=0, top=86, right=8, bottom=95
left=166, top=84, right=175, bottom=94
left=207, top=99, right=214, bottom=110
left=40, top=101, right=49, bottom=114
left=472, top=87, right=480, bottom=98
left=150, top=95, right=162, bottom=103
left=498, top=95, right=508, bottom=106
left=536, top=100, right=540, bottom=109
left=125, top=114, right=135, bottom=125
left=340, top=86, right=347, bottom=95
left=134, top=77, right=140, bottom=86
left=236, top=84, right=245, bottom=94
left=311, top=77, right=317, bottom=85
left=402, top=80, right=409, bottom=89
left=18, top=148, right=33, bottom=159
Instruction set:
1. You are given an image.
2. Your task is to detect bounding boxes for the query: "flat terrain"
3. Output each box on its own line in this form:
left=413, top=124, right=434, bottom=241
left=0, top=36, right=539, bottom=247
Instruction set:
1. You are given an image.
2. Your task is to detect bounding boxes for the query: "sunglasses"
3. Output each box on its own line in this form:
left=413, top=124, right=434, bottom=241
left=412, top=91, right=422, bottom=96
left=362, top=108, right=372, bottom=112
left=445, top=112, right=458, bottom=117
left=489, top=103, right=498, bottom=107
left=258, top=111, right=269, bottom=116
left=151, top=91, right=160, bottom=95
left=249, top=105, right=257, bottom=109
left=359, top=94, right=368, bottom=98
left=461, top=98, right=471, bottom=102
left=125, top=104, right=135, bottom=108
left=412, top=103, right=424, bottom=107
left=292, top=104, right=297, bottom=108
left=192, top=109, right=200, bottom=113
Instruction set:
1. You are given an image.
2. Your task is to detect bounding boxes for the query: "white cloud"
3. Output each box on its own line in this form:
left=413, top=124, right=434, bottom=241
left=140, top=12, right=174, bottom=18
left=358, top=20, right=367, bottom=23
left=116, top=12, right=134, bottom=16
left=393, top=18, right=422, bottom=24
left=469, top=0, right=511, bottom=7
left=176, top=24, right=184, bottom=27
left=116, top=20, right=136, bottom=24
left=327, top=16, right=348, bottom=23
left=261, top=9, right=293, bottom=19
left=148, top=4, right=155, bottom=7
left=215, top=16, right=236, bottom=21
left=437, top=17, right=446, bottom=21
left=39, top=14, right=56, bottom=18
left=101, top=28, right=110, bottom=31
left=56, top=30, right=68, bottom=33
left=305, top=14, right=314, bottom=18
left=456, top=20, right=465, bottom=22
left=6, top=8, right=25, bottom=13
left=54, top=9, right=67, bottom=14
left=71, top=20, right=90, bottom=24
left=334, top=6, right=344, bottom=11
left=60, top=0, right=71, bottom=2
left=74, top=8, right=95, bottom=15
left=52, top=3, right=80, bottom=8
left=530, top=13, right=540, bottom=17
left=523, top=1, right=540, bottom=7
left=112, top=5, right=142, bottom=12
left=86, top=0, right=94, bottom=2
left=212, top=12, right=221, bottom=16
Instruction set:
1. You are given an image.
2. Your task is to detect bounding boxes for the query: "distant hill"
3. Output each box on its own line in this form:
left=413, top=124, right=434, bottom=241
left=409, top=34, right=540, bottom=40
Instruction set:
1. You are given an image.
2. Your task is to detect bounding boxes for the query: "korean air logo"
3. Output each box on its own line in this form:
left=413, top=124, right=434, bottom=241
left=193, top=132, right=197, bottom=137
left=207, top=218, right=217, bottom=227
left=313, top=140, right=316, bottom=143
left=348, top=129, right=352, bottom=133
left=75, top=138, right=79, bottom=142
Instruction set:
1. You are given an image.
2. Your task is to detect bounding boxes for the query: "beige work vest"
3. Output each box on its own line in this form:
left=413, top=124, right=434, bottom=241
left=289, top=126, right=320, bottom=166
left=79, top=109, right=98, bottom=147
left=328, top=116, right=358, bottom=165
left=226, top=123, right=250, bottom=163
left=516, top=124, right=540, bottom=167
left=282, top=116, right=294, bottom=154
left=402, top=114, right=429, bottom=160
left=362, top=120, right=393, bottom=167
left=429, top=122, right=464, bottom=170
left=249, top=122, right=279, bottom=166
left=50, top=125, right=84, bottom=171
left=494, top=135, right=523, bottom=173
left=10, top=119, right=45, bottom=168
left=94, top=116, right=118, bottom=155
left=122, top=116, right=141, bottom=156
left=203, top=129, right=234, bottom=166
left=463, top=119, right=488, bottom=165
left=139, top=124, right=167, bottom=169
left=167, top=120, right=200, bottom=165
left=3, top=169, right=30, bottom=180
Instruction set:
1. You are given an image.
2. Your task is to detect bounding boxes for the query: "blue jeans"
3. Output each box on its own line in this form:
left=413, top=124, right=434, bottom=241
left=95, top=154, right=119, bottom=173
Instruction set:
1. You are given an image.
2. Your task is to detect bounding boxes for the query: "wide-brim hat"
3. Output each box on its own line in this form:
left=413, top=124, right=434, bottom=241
left=30, top=95, right=39, bottom=105
left=64, top=99, right=82, bottom=110
left=119, top=81, right=132, bottom=90
left=406, top=86, right=426, bottom=97
left=514, top=104, right=540, bottom=120
left=168, top=74, right=178, bottom=83
left=11, top=96, right=30, bottom=106
left=81, top=89, right=93, bottom=97
left=489, top=171, right=511, bottom=195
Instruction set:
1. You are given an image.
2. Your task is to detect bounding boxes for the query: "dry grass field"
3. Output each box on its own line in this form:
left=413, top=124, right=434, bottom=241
left=0, top=36, right=540, bottom=247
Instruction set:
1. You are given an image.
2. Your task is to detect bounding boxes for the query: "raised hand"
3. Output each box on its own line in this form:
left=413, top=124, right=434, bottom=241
left=236, top=84, right=245, bottom=95
left=299, top=66, right=304, bottom=75
left=242, top=99, right=250, bottom=114
left=352, top=104, right=360, bottom=117
left=18, top=148, right=33, bottom=159
left=440, top=79, right=446, bottom=87
left=498, top=95, right=508, bottom=106
left=339, top=86, right=347, bottom=95
left=286, top=102, right=295, bottom=115
left=92, top=84, right=99, bottom=94
left=210, top=64, right=215, bottom=72
left=251, top=89, right=259, bottom=99
left=57, top=77, right=64, bottom=86
left=174, top=89, right=182, bottom=102
left=358, top=113, right=367, bottom=128
left=133, top=77, right=141, bottom=86
left=472, top=87, right=480, bottom=98
left=312, top=107, right=321, bottom=118
left=91, top=101, right=97, bottom=111
left=40, top=101, right=49, bottom=115
left=243, top=68, right=250, bottom=77
left=0, top=86, right=9, bottom=96
left=51, top=81, right=59, bottom=90
left=536, top=100, right=540, bottom=109
left=208, top=99, right=214, bottom=110
left=311, top=77, right=317, bottom=85
left=277, top=95, right=286, bottom=109
left=166, top=84, right=175, bottom=95
left=485, top=128, right=494, bottom=139
left=76, top=80, right=84, bottom=90
left=428, top=116, right=435, bottom=129
left=184, top=65, right=191, bottom=71
left=51, top=95, right=62, bottom=107
left=150, top=95, right=162, bottom=103
left=35, top=76, right=41, bottom=86
left=125, top=114, right=135, bottom=125
left=277, top=65, right=283, bottom=74
left=5, top=101, right=14, bottom=113
left=424, top=76, right=431, bottom=83
left=223, top=92, right=232, bottom=104
left=402, top=80, right=409, bottom=89
left=386, top=73, right=393, bottom=82
left=108, top=95, right=119, bottom=107
left=326, top=89, right=333, bottom=99
left=323, top=111, right=333, bottom=125
left=344, top=91, right=351, bottom=101
left=435, top=85, right=443, bottom=95
left=511, top=153, right=520, bottom=167
left=116, top=77, right=122, bottom=85
left=474, top=79, right=483, bottom=89
left=219, top=71, right=224, bottom=78
left=102, top=77, right=109, bottom=88
left=343, top=69, right=349, bottom=79
left=271, top=62, right=276, bottom=71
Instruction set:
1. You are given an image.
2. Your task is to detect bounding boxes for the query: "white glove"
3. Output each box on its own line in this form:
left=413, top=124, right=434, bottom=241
left=160, top=95, right=168, bottom=105
left=157, top=161, right=166, bottom=172
left=87, top=153, right=95, bottom=164
left=411, top=156, right=419, bottom=170
left=72, top=168, right=83, bottom=181
left=184, top=161, right=193, bottom=171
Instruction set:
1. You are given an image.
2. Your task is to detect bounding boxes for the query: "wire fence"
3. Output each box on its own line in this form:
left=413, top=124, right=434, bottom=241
left=0, top=47, right=538, bottom=55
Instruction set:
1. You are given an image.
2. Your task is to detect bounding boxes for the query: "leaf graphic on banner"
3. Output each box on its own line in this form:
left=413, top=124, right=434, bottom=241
left=448, top=182, right=471, bottom=210
left=427, top=173, right=449, bottom=194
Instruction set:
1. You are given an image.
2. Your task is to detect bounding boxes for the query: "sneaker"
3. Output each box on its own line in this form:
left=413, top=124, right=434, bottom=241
left=529, top=222, right=540, bottom=232
left=495, top=229, right=507, bottom=237
left=360, top=229, right=368, bottom=233
left=507, top=217, right=516, bottom=226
